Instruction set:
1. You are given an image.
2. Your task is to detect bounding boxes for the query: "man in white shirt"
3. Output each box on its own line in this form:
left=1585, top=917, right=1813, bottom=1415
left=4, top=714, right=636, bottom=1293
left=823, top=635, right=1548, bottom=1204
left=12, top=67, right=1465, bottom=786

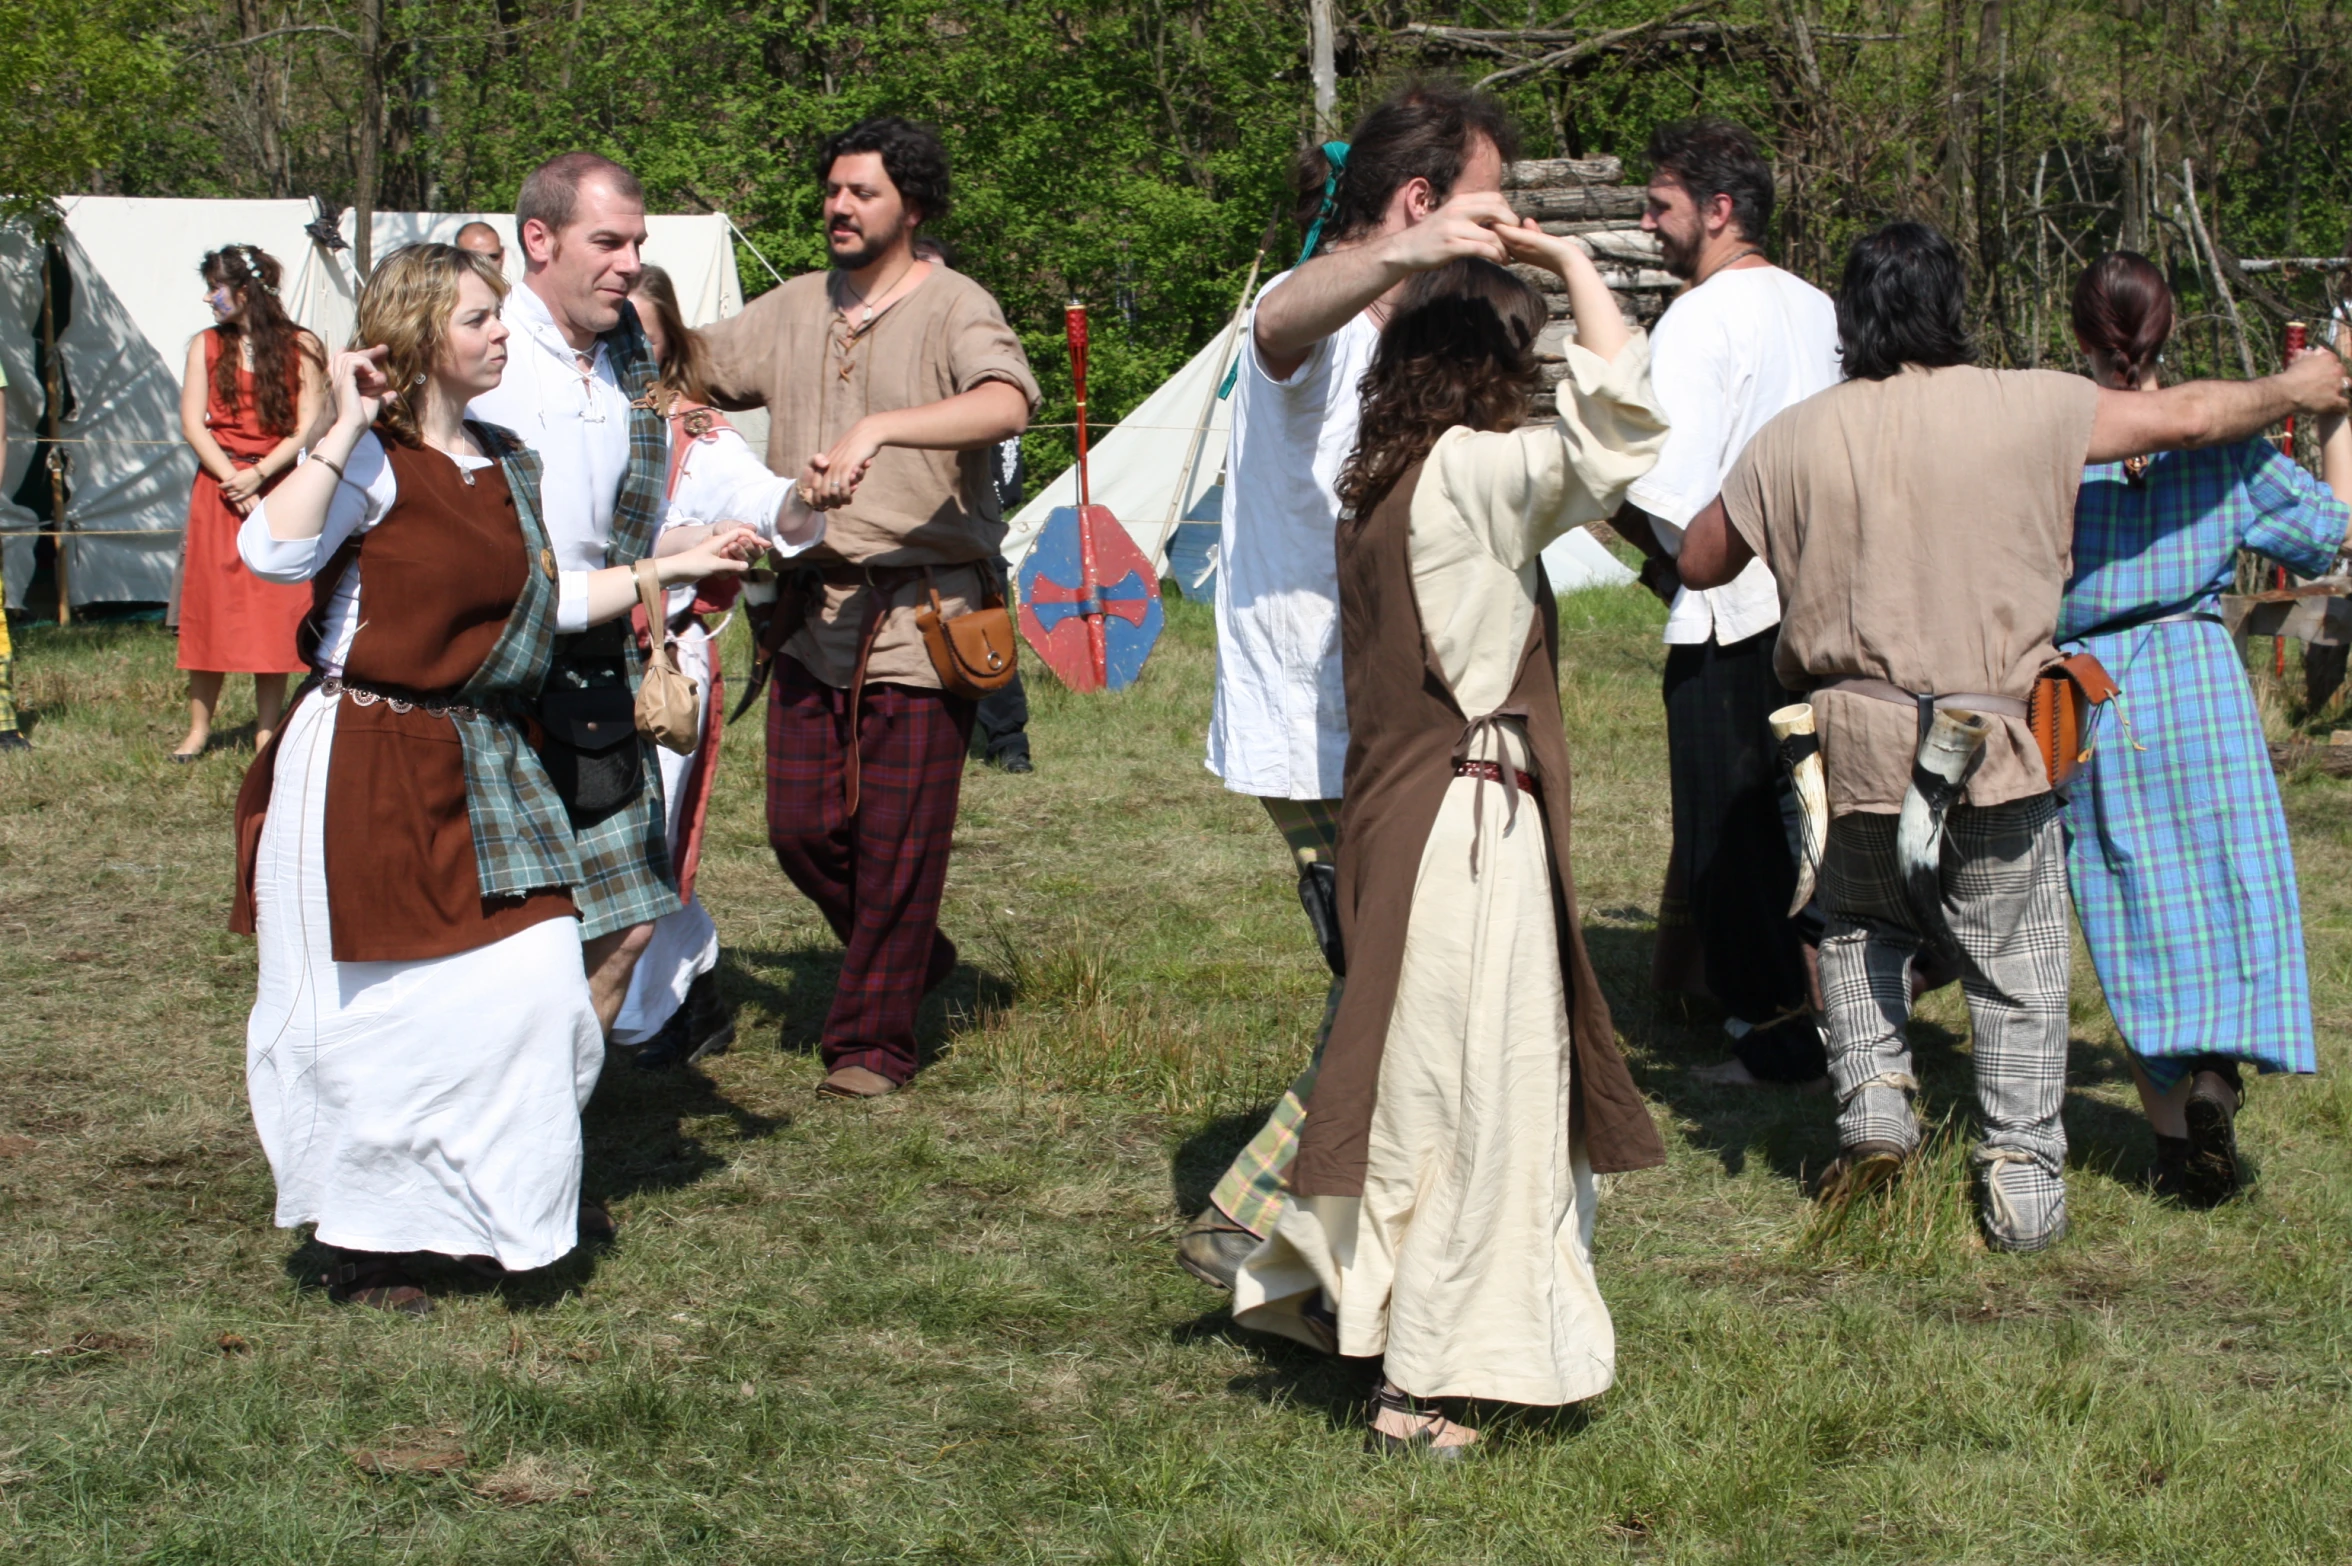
left=1179, top=81, right=1526, bottom=1292
left=1617, top=118, right=1841, bottom=1086
left=468, top=152, right=681, bottom=1068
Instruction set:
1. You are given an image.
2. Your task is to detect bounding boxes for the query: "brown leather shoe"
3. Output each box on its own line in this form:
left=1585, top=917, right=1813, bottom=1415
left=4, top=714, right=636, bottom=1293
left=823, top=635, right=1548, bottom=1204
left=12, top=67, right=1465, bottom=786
left=818, top=1065, right=899, bottom=1099
left=1812, top=1139, right=1913, bottom=1205
left=1176, top=1208, right=1260, bottom=1290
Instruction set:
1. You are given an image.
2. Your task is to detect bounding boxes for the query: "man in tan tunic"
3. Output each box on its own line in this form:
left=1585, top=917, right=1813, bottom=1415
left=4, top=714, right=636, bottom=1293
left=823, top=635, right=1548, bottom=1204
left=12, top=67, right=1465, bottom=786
left=1680, top=221, right=2346, bottom=1251
left=701, top=116, right=1040, bottom=1098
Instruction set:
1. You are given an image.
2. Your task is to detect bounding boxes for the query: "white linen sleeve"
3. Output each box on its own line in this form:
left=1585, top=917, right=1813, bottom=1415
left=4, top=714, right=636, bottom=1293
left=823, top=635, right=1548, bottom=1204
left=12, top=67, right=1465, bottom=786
left=1428, top=334, right=1668, bottom=571
left=665, top=427, right=803, bottom=545
left=555, top=571, right=592, bottom=634
left=1623, top=305, right=1732, bottom=533
left=238, top=432, right=396, bottom=582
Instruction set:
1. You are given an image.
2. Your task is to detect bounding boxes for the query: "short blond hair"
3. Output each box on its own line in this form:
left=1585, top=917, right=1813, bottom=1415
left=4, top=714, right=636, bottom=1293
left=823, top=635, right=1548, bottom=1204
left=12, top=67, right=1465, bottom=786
left=354, top=243, right=509, bottom=447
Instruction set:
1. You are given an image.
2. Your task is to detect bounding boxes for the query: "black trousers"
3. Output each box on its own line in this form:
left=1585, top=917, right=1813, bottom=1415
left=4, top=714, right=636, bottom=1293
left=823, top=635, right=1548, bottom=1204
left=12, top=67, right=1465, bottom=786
left=1662, top=626, right=1822, bottom=1081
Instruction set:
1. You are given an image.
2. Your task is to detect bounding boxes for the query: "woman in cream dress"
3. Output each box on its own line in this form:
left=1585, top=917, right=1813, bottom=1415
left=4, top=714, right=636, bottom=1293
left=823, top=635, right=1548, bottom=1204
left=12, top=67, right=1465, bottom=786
left=1232, top=233, right=1667, bottom=1455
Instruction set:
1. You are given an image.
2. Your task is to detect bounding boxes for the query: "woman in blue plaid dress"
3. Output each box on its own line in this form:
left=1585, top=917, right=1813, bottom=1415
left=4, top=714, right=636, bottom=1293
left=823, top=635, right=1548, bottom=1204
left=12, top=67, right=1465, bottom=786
left=2063, top=253, right=2352, bottom=1204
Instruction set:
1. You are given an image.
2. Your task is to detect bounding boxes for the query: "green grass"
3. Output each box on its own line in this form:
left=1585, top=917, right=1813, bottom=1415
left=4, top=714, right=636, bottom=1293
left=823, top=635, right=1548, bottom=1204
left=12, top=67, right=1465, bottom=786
left=6, top=585, right=2352, bottom=1562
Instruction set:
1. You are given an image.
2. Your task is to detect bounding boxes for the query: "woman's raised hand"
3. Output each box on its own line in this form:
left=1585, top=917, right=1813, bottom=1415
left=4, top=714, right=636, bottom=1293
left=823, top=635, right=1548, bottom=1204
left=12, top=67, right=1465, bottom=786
left=1494, top=219, right=1594, bottom=279
left=329, top=345, right=394, bottom=432
left=654, top=523, right=766, bottom=586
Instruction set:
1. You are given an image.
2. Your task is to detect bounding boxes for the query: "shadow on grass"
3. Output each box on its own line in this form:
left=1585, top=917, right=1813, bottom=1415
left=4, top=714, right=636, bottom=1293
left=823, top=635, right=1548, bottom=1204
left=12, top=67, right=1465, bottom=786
left=1171, top=1307, right=1380, bottom=1430
left=721, top=942, right=1011, bottom=1081
left=1169, top=1107, right=1274, bottom=1218
left=1585, top=923, right=2156, bottom=1190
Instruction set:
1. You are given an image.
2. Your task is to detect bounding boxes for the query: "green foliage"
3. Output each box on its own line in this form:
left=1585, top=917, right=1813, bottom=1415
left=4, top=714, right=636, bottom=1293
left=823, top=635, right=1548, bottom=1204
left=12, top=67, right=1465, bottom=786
left=0, top=0, right=180, bottom=224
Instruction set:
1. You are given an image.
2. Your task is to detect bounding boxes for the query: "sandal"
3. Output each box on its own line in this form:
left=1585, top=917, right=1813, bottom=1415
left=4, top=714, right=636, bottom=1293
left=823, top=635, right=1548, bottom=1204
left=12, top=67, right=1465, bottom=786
left=1366, top=1381, right=1477, bottom=1460
left=322, top=1251, right=433, bottom=1316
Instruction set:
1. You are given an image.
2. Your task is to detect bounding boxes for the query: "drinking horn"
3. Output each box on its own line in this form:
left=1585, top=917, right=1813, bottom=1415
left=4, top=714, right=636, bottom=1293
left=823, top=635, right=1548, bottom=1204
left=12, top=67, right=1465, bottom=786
left=1896, top=707, right=1994, bottom=967
left=1770, top=702, right=1827, bottom=917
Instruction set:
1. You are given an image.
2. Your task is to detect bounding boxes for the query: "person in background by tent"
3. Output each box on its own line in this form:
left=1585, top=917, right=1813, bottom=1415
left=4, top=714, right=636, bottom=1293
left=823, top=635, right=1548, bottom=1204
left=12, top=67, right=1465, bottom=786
left=1676, top=221, right=2349, bottom=1252
left=1177, top=78, right=1525, bottom=1292
left=454, top=221, right=506, bottom=273
left=1614, top=118, right=1840, bottom=1088
left=616, top=263, right=826, bottom=1071
left=231, top=243, right=761, bottom=1311
left=914, top=233, right=1033, bottom=773
left=699, top=115, right=1039, bottom=1099
left=1232, top=239, right=1666, bottom=1456
left=0, top=364, right=21, bottom=752
left=2060, top=253, right=2352, bottom=1204
left=173, top=243, right=323, bottom=761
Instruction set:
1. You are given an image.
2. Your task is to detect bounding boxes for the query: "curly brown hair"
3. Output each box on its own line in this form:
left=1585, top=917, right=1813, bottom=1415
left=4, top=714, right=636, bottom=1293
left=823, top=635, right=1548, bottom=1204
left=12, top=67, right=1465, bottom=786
left=1335, top=259, right=1550, bottom=520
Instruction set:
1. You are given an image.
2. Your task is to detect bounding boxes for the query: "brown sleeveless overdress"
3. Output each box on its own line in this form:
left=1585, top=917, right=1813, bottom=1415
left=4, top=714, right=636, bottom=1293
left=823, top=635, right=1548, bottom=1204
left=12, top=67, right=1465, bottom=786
left=1286, top=461, right=1666, bottom=1198
left=231, top=444, right=575, bottom=961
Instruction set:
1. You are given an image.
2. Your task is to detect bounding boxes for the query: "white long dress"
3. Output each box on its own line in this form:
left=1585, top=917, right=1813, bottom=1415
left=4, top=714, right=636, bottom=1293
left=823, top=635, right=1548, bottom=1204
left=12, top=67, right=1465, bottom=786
left=239, top=437, right=605, bottom=1271
left=1231, top=339, right=1666, bottom=1405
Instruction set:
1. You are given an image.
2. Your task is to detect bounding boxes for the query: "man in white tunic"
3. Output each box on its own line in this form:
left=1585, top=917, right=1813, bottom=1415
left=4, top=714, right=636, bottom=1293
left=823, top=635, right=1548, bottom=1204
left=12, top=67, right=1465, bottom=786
left=1614, top=119, right=1843, bottom=1085
left=1178, top=79, right=1533, bottom=1293
left=468, top=152, right=698, bottom=1050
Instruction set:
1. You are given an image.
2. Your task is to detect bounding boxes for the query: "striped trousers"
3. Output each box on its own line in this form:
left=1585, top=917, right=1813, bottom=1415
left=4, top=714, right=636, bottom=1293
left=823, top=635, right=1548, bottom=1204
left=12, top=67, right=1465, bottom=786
left=1819, top=796, right=2071, bottom=1249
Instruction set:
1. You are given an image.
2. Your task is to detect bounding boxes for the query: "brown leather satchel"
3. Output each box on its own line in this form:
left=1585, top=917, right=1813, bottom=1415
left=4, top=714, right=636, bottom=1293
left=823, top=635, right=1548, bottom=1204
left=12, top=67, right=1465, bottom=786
left=2027, top=651, right=2119, bottom=787
left=915, top=570, right=1019, bottom=699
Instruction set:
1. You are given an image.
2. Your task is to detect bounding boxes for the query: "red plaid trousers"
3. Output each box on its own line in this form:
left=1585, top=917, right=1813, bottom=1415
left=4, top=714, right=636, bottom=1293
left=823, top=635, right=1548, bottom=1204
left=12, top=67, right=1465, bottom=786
left=766, top=656, right=974, bottom=1083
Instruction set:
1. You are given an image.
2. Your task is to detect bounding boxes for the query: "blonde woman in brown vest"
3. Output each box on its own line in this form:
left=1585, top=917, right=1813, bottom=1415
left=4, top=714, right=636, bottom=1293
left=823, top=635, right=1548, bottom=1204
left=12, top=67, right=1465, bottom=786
left=229, top=245, right=761, bottom=1313
left=1230, top=233, right=1667, bottom=1456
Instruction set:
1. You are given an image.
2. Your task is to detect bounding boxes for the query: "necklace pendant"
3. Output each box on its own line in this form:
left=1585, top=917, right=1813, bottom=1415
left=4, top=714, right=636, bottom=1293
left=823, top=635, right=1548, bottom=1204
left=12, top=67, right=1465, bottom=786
left=460, top=467, right=476, bottom=485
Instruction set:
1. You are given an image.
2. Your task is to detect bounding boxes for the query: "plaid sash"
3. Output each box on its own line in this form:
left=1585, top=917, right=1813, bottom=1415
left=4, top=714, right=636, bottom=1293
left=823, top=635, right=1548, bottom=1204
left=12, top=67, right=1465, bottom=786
left=556, top=306, right=681, bottom=937
left=452, top=422, right=582, bottom=902
left=604, top=306, right=670, bottom=569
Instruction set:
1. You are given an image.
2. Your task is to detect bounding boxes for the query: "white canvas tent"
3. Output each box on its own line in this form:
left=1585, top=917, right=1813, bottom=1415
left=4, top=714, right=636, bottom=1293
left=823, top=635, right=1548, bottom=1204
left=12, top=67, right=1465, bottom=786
left=2, top=199, right=750, bottom=609
left=1004, top=309, right=1633, bottom=598
left=2, top=197, right=344, bottom=607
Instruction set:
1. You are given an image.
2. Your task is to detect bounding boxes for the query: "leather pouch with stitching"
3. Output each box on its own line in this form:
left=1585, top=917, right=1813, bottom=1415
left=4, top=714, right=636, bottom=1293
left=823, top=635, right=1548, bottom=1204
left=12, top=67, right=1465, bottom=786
left=2027, top=651, right=2119, bottom=789
left=914, top=570, right=1019, bottom=699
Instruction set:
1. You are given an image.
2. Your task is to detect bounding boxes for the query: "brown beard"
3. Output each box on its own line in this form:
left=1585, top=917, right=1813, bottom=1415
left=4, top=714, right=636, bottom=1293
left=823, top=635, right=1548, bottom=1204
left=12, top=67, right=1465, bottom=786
left=1656, top=221, right=1703, bottom=281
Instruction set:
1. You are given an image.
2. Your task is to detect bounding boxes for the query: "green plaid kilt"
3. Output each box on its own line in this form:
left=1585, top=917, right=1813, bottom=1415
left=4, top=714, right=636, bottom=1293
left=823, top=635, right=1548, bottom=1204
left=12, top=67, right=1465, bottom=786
left=569, top=754, right=675, bottom=939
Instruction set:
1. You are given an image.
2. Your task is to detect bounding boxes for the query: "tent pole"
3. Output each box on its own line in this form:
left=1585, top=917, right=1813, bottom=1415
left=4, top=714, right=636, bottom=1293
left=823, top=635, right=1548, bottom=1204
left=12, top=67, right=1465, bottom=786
left=1159, top=231, right=1273, bottom=553
left=41, top=243, right=70, bottom=627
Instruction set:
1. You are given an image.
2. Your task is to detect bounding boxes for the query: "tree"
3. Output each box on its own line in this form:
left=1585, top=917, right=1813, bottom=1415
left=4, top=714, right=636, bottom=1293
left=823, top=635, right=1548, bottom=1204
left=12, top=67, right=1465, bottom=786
left=0, top=0, right=179, bottom=226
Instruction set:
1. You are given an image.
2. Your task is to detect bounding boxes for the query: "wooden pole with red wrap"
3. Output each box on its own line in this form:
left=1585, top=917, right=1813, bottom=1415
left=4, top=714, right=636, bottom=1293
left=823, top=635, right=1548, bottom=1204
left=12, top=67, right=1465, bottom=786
left=1066, top=302, right=1110, bottom=688
left=1015, top=304, right=1166, bottom=693
left=2277, top=320, right=2307, bottom=677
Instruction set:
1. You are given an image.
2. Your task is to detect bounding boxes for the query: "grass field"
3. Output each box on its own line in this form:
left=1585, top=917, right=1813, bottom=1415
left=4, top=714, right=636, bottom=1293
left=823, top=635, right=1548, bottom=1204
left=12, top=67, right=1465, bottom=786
left=6, top=582, right=2352, bottom=1564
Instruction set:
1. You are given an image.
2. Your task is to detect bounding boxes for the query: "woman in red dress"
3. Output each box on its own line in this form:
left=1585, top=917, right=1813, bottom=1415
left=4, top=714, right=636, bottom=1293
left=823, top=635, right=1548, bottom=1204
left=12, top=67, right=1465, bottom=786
left=174, top=244, right=324, bottom=760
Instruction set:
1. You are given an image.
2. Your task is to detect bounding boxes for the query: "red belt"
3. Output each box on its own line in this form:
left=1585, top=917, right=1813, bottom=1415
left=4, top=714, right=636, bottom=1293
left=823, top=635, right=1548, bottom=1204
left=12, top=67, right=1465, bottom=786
left=1454, top=758, right=1536, bottom=791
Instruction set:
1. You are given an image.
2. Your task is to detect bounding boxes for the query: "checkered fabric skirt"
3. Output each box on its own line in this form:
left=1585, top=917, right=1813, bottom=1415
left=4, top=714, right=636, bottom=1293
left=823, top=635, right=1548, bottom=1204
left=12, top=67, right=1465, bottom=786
left=2063, top=619, right=2316, bottom=1087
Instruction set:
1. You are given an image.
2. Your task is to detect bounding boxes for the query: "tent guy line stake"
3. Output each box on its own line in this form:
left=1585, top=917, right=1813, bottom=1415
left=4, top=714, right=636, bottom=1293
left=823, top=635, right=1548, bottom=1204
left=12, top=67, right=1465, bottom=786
left=1160, top=231, right=1273, bottom=544
left=726, top=218, right=789, bottom=290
